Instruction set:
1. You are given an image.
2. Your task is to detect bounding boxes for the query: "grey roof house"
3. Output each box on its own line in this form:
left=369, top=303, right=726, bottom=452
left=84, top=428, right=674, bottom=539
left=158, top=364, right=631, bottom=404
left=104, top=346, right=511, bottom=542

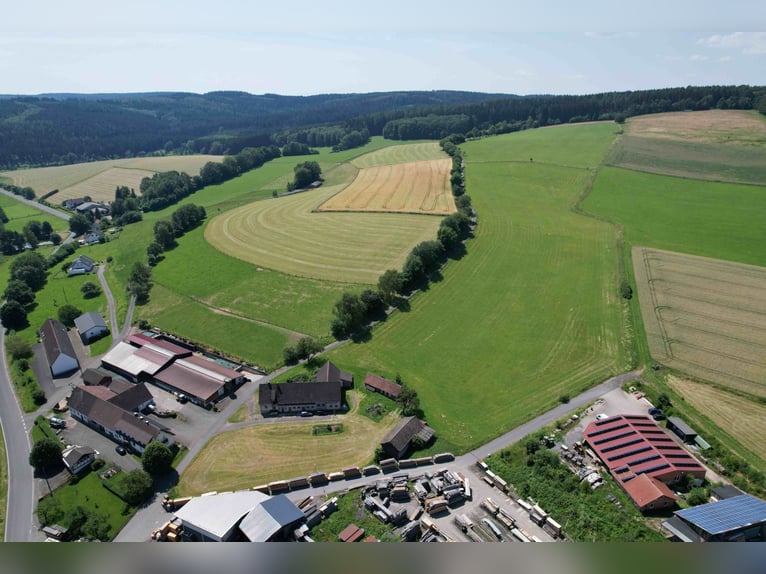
left=314, top=361, right=354, bottom=389
left=40, top=318, right=80, bottom=377
left=67, top=255, right=95, bottom=276
left=74, top=311, right=109, bottom=344
left=258, top=382, right=342, bottom=416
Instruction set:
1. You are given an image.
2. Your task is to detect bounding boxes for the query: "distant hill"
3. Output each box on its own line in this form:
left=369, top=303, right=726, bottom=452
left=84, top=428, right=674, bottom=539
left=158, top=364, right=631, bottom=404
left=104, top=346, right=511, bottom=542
left=0, top=90, right=511, bottom=169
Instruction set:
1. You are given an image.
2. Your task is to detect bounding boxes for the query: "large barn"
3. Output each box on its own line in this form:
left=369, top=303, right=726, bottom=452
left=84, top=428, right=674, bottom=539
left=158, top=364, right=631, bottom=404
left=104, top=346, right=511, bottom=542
left=663, top=494, right=766, bottom=542
left=258, top=382, right=342, bottom=416
left=40, top=318, right=80, bottom=377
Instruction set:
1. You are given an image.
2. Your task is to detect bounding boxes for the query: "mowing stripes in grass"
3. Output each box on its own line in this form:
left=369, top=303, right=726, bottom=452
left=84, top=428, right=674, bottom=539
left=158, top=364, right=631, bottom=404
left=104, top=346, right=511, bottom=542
left=351, top=142, right=446, bottom=168
left=205, top=185, right=443, bottom=284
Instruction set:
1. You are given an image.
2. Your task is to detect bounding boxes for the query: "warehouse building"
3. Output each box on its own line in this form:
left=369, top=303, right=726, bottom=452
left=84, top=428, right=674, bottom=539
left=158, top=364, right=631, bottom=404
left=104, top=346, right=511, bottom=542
left=583, top=414, right=706, bottom=511
left=662, top=494, right=766, bottom=542
left=40, top=318, right=80, bottom=377
left=258, top=382, right=342, bottom=416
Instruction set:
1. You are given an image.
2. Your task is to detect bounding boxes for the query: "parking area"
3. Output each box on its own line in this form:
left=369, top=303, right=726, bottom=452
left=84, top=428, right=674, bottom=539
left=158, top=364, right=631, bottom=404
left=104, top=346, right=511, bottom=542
left=55, top=411, right=142, bottom=473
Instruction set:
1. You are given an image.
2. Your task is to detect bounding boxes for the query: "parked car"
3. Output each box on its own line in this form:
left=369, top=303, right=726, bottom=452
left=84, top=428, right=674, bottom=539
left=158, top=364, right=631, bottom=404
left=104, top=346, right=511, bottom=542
left=652, top=413, right=666, bottom=421
left=300, top=411, right=313, bottom=417
left=648, top=407, right=662, bottom=415
left=595, top=414, right=610, bottom=421
left=115, top=445, right=127, bottom=455
left=48, top=416, right=66, bottom=429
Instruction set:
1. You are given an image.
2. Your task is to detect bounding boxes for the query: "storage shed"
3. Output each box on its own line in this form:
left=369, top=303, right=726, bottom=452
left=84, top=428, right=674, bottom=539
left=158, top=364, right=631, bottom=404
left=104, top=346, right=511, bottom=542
left=666, top=416, right=698, bottom=443
left=40, top=318, right=80, bottom=377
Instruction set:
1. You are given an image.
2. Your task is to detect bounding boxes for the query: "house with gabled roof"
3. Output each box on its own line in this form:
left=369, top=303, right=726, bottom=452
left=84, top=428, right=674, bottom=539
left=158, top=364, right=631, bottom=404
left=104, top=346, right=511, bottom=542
left=67, top=255, right=95, bottom=276
left=314, top=361, right=353, bottom=389
left=40, top=318, right=80, bottom=377
left=380, top=416, right=435, bottom=459
left=364, top=372, right=402, bottom=399
left=258, top=382, right=342, bottom=416
left=74, top=311, right=109, bottom=344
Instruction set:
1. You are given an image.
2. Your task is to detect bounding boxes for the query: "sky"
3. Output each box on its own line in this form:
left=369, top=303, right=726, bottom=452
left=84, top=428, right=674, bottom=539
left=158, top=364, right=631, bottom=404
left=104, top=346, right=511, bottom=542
left=1, top=1, right=764, bottom=96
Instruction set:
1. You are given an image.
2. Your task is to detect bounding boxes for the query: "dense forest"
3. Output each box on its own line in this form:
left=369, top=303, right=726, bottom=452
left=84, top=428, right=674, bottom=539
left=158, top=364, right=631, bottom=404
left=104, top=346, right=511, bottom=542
left=0, top=91, right=506, bottom=169
left=0, top=85, right=763, bottom=170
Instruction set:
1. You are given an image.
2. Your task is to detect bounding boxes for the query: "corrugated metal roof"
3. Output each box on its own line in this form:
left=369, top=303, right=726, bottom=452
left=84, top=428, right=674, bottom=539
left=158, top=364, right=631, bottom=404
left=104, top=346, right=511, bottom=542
left=154, top=362, right=224, bottom=402
left=667, top=416, right=697, bottom=437
left=675, top=494, right=766, bottom=535
left=102, top=342, right=170, bottom=377
left=239, top=495, right=304, bottom=542
left=175, top=491, right=270, bottom=541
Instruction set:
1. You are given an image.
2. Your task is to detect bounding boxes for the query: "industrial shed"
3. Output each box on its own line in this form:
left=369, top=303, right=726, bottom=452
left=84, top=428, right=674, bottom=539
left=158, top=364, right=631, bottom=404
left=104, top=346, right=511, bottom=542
left=153, top=355, right=244, bottom=407
left=663, top=494, right=766, bottom=542
left=583, top=414, right=706, bottom=511
left=101, top=342, right=175, bottom=382
left=40, top=318, right=80, bottom=377
left=174, top=491, right=303, bottom=542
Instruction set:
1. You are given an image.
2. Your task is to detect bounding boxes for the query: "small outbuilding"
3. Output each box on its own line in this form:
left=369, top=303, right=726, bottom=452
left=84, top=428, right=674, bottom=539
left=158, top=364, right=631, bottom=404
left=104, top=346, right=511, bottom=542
left=40, top=318, right=80, bottom=377
left=62, top=445, right=97, bottom=475
left=74, top=312, right=109, bottom=344
left=364, top=372, right=402, bottom=400
left=314, top=361, right=353, bottom=389
left=666, top=416, right=698, bottom=443
left=380, top=416, right=435, bottom=459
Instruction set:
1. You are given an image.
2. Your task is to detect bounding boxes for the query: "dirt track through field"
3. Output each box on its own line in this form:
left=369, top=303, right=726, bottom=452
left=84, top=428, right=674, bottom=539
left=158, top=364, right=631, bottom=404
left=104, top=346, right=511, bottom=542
left=633, top=246, right=766, bottom=397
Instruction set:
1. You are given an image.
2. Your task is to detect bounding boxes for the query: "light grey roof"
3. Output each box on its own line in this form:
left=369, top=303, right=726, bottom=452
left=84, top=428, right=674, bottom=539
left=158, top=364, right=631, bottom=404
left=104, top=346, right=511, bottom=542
left=40, top=318, right=78, bottom=367
left=239, top=495, right=304, bottom=542
left=675, top=494, right=766, bottom=536
left=174, top=491, right=270, bottom=541
left=667, top=416, right=697, bottom=437
left=662, top=517, right=702, bottom=542
left=74, top=312, right=107, bottom=334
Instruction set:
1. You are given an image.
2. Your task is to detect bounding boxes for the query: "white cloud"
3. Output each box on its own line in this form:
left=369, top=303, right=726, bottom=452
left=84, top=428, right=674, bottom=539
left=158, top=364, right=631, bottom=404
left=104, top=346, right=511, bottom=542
left=690, top=54, right=709, bottom=61
left=698, top=32, right=766, bottom=54
left=718, top=56, right=732, bottom=62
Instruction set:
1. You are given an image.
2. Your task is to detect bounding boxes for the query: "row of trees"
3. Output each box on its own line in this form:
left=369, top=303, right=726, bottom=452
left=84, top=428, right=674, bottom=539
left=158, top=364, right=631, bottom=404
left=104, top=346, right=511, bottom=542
left=1, top=251, right=49, bottom=330
left=138, top=145, right=281, bottom=212
left=148, top=203, right=207, bottom=266
left=382, top=114, right=472, bottom=140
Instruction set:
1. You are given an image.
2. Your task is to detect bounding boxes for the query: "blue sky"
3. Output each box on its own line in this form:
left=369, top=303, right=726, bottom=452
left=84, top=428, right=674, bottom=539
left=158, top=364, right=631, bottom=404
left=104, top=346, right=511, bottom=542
left=2, top=1, right=763, bottom=95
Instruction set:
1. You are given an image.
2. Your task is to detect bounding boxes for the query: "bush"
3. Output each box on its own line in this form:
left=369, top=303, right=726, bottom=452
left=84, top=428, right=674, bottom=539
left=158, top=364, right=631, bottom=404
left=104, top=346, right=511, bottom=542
left=32, top=389, right=47, bottom=405
left=92, top=458, right=106, bottom=471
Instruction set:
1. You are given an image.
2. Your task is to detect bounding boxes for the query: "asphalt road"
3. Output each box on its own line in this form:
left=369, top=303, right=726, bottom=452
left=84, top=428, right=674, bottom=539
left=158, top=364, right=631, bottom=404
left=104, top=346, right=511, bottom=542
left=97, top=263, right=120, bottom=344
left=0, top=188, right=71, bottom=222
left=0, top=324, right=36, bottom=542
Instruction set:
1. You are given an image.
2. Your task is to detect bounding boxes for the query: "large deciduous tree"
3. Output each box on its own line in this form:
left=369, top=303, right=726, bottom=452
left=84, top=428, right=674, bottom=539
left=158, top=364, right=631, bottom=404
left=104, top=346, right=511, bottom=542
left=29, top=438, right=61, bottom=473
left=141, top=441, right=174, bottom=476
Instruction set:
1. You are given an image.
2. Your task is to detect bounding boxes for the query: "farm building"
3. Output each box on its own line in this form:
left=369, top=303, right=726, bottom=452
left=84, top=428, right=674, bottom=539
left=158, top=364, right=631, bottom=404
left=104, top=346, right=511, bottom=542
left=79, top=230, right=104, bottom=246
left=75, top=201, right=110, bottom=217
left=61, top=445, right=97, bottom=475
left=63, top=198, right=86, bottom=210
left=40, top=318, right=80, bottom=377
left=101, top=334, right=245, bottom=407
left=364, top=372, right=402, bottom=399
left=68, top=384, right=167, bottom=453
left=665, top=416, right=698, bottom=443
left=662, top=494, right=766, bottom=542
left=710, top=485, right=744, bottom=502
left=82, top=367, right=112, bottom=386
left=67, top=255, right=95, bottom=276
left=621, top=473, right=677, bottom=512
left=380, top=416, right=435, bottom=459
left=258, top=382, right=342, bottom=416
left=314, top=361, right=353, bottom=389
left=583, top=414, right=706, bottom=512
left=74, top=312, right=109, bottom=344
left=174, top=491, right=304, bottom=542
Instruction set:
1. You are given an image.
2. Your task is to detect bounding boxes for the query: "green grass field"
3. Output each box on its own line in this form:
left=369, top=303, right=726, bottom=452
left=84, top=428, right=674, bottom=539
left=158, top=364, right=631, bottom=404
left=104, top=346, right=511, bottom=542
left=606, top=136, right=766, bottom=185
left=0, top=194, right=68, bottom=236
left=582, top=166, right=766, bottom=266
left=327, top=125, right=628, bottom=452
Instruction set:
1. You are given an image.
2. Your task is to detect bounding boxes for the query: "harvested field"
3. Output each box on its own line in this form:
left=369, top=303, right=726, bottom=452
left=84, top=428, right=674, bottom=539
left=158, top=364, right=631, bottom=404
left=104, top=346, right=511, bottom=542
left=626, top=110, right=766, bottom=145
left=0, top=154, right=221, bottom=199
left=205, top=184, right=442, bottom=284
left=668, top=376, right=766, bottom=464
left=57, top=167, right=155, bottom=202
left=178, top=398, right=399, bottom=495
left=318, top=158, right=455, bottom=215
left=633, top=247, right=766, bottom=398
left=351, top=142, right=446, bottom=168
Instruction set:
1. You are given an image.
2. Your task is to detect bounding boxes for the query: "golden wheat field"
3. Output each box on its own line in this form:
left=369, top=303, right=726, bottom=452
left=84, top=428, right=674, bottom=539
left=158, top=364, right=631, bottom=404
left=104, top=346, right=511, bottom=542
left=633, top=246, right=766, bottom=397
left=0, top=154, right=221, bottom=201
left=668, top=376, right=766, bottom=463
left=318, top=158, right=455, bottom=215
left=626, top=110, right=766, bottom=145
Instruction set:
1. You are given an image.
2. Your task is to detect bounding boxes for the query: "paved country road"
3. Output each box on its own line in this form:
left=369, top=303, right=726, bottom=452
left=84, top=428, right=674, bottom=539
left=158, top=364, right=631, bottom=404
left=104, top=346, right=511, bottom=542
left=0, top=188, right=71, bottom=222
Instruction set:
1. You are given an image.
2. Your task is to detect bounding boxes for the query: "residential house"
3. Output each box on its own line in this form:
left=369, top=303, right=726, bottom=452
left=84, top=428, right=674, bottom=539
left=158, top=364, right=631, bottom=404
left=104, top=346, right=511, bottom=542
left=79, top=230, right=104, bottom=246
left=314, top=361, right=353, bottom=389
left=67, top=255, right=95, bottom=276
left=62, top=445, right=97, bottom=475
left=74, top=312, right=109, bottom=344
left=40, top=318, right=80, bottom=377
left=364, top=372, right=402, bottom=399
left=63, top=198, right=86, bottom=210
left=380, top=416, right=435, bottom=459
left=258, top=382, right=342, bottom=416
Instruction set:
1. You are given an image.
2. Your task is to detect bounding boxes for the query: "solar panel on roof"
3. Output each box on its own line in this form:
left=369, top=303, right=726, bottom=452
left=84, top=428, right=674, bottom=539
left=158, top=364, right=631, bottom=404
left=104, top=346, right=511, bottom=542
left=676, top=495, right=766, bottom=535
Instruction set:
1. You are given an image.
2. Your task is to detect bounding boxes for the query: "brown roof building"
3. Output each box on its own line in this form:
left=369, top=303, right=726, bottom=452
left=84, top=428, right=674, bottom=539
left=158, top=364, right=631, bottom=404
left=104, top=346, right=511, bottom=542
left=583, top=414, right=707, bottom=512
left=380, top=416, right=435, bottom=459
left=40, top=318, right=80, bottom=377
left=364, top=372, right=402, bottom=399
left=68, top=384, right=165, bottom=453
left=314, top=361, right=353, bottom=389
left=338, top=524, right=365, bottom=542
left=82, top=367, right=112, bottom=386
left=258, top=382, right=342, bottom=416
